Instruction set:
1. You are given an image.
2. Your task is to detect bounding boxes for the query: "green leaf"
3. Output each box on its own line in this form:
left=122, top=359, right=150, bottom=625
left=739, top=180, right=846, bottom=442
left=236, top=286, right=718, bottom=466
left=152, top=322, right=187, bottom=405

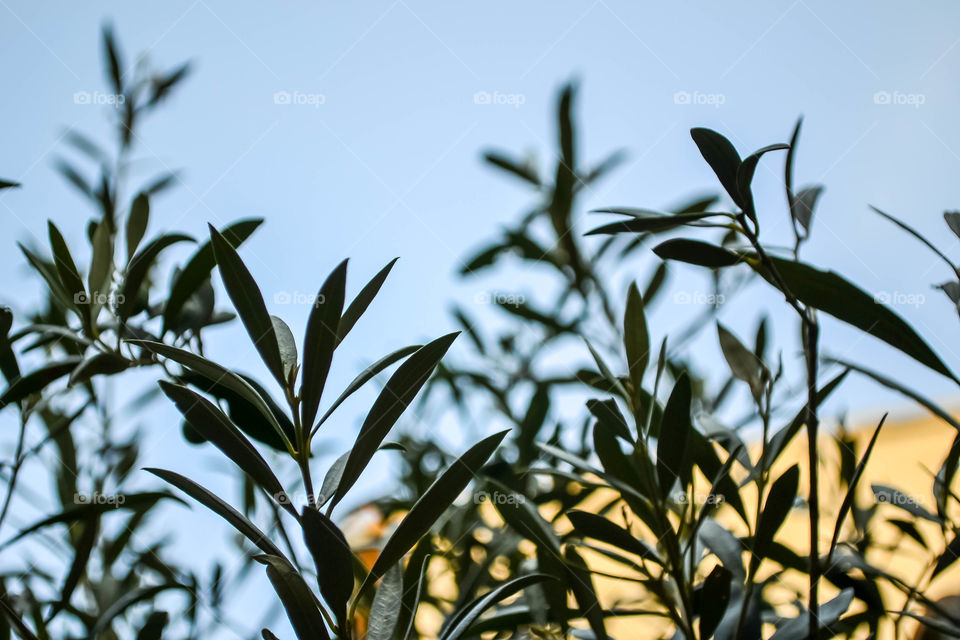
left=563, top=546, right=608, bottom=640
left=358, top=430, right=508, bottom=595
left=440, top=574, right=554, bottom=640
left=158, top=382, right=294, bottom=513
left=586, top=211, right=720, bottom=235
left=209, top=224, right=285, bottom=386
left=653, top=238, right=741, bottom=268
left=126, top=193, right=150, bottom=261
left=255, top=554, right=330, bottom=640
left=0, top=179, right=21, bottom=190
left=162, top=219, right=263, bottom=334
left=870, top=206, right=953, bottom=271
left=145, top=468, right=285, bottom=557
left=0, top=357, right=82, bottom=408
left=102, top=24, right=124, bottom=94
left=657, top=374, right=692, bottom=495
left=828, top=415, right=885, bottom=560
left=88, top=220, right=113, bottom=321
left=50, top=515, right=98, bottom=617
left=367, top=563, right=403, bottom=640
left=735, top=143, right=789, bottom=220
left=68, top=352, right=129, bottom=386
left=301, top=507, right=354, bottom=627
left=338, top=258, right=398, bottom=343
left=301, top=261, right=347, bottom=431
left=271, top=315, right=297, bottom=386
left=690, top=128, right=742, bottom=207
left=717, top=323, right=765, bottom=399
left=47, top=221, right=86, bottom=314
left=312, top=345, right=422, bottom=434
left=586, top=399, right=632, bottom=443
left=698, top=565, right=732, bottom=639
left=792, top=186, right=823, bottom=236
left=117, top=233, right=194, bottom=320
left=330, top=333, right=459, bottom=510
left=769, top=589, right=853, bottom=640
left=483, top=151, right=540, bottom=187
left=129, top=340, right=292, bottom=452
left=90, top=585, right=189, bottom=639
left=933, top=533, right=960, bottom=578
left=566, top=510, right=659, bottom=562
left=624, top=283, right=649, bottom=415
left=759, top=256, right=956, bottom=381
left=750, top=464, right=799, bottom=573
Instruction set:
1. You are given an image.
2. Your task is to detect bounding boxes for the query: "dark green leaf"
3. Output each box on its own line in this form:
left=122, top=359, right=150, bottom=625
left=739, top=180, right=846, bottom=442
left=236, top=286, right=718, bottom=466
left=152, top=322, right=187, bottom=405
left=828, top=415, right=885, bottom=560
left=587, top=211, right=720, bottom=235
left=330, top=333, right=458, bottom=511
left=698, top=565, right=731, bottom=639
left=117, top=233, right=194, bottom=320
left=301, top=261, right=347, bottom=431
left=301, top=507, right=354, bottom=627
left=47, top=221, right=86, bottom=313
left=126, top=193, right=149, bottom=261
left=146, top=468, right=285, bottom=558
left=68, top=352, right=129, bottom=386
left=483, top=151, right=540, bottom=187
left=271, top=315, right=297, bottom=385
left=751, top=464, right=799, bottom=573
left=209, top=224, right=285, bottom=386
left=162, top=219, right=263, bottom=333
left=358, top=430, right=507, bottom=594
left=690, top=128, right=742, bottom=207
left=624, top=282, right=649, bottom=415
left=657, top=374, right=692, bottom=494
left=735, top=143, right=789, bottom=220
left=0, top=358, right=82, bottom=408
left=653, top=238, right=741, bottom=268
left=566, top=510, right=658, bottom=562
left=158, top=382, right=293, bottom=513
left=760, top=256, right=957, bottom=381
left=441, top=574, right=554, bottom=640
left=255, top=554, right=330, bottom=640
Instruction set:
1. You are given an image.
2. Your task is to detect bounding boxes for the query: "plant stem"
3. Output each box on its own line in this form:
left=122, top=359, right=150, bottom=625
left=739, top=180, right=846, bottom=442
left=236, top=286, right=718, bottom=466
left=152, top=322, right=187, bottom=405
left=804, top=313, right=821, bottom=640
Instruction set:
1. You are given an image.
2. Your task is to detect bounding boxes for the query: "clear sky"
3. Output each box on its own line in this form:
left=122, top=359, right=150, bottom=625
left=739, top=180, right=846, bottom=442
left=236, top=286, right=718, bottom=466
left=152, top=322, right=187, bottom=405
left=2, top=1, right=960, bottom=637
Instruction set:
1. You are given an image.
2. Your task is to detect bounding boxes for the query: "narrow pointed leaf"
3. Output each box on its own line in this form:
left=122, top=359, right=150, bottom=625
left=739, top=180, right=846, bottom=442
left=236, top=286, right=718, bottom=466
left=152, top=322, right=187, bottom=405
left=126, top=193, right=149, bottom=261
left=657, top=374, right=692, bottom=494
left=624, top=283, right=649, bottom=414
left=367, top=563, right=403, bottom=640
left=751, top=464, right=799, bottom=572
left=255, top=554, right=330, bottom=640
left=117, top=234, right=194, bottom=320
left=441, top=574, right=554, bottom=640
left=653, top=239, right=741, bottom=268
left=301, top=261, right=347, bottom=430
left=301, top=507, right=354, bottom=627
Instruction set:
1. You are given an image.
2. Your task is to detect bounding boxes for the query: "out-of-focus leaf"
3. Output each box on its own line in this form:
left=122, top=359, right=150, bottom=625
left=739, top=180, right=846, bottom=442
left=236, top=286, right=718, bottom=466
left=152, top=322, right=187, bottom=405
left=68, top=352, right=129, bottom=386
left=47, top=222, right=86, bottom=314
left=717, top=323, right=765, bottom=398
left=330, top=333, right=458, bottom=510
left=301, top=507, right=354, bottom=627
left=566, top=510, right=658, bottom=562
left=162, top=218, right=262, bottom=333
left=126, top=193, right=150, bottom=261
left=209, top=224, right=285, bottom=386
left=0, top=357, right=82, bottom=408
left=90, top=585, right=189, bottom=639
left=0, top=307, right=19, bottom=383
left=301, top=261, right=347, bottom=431
left=0, top=596, right=40, bottom=640
left=653, top=239, right=741, bottom=268
left=587, top=210, right=720, bottom=235
left=50, top=516, right=98, bottom=617
left=758, top=256, right=957, bottom=381
left=0, top=179, right=20, bottom=190
left=255, top=554, right=330, bottom=640
left=586, top=399, right=632, bottom=443
left=367, top=563, right=403, bottom=640
left=624, top=282, right=649, bottom=415
left=136, top=612, right=168, bottom=640
left=828, top=415, right=885, bottom=560
left=750, top=464, right=799, bottom=573
left=769, top=588, right=853, bottom=640
left=657, top=374, right=692, bottom=494
left=563, top=546, right=607, bottom=640
left=117, top=233, right=193, bottom=320
left=698, top=565, right=731, bottom=639
left=933, top=533, right=960, bottom=578
left=102, top=24, right=124, bottom=94
left=358, top=430, right=507, bottom=595
left=146, top=468, right=285, bottom=558
left=88, top=220, right=113, bottom=321
left=483, top=151, right=540, bottom=187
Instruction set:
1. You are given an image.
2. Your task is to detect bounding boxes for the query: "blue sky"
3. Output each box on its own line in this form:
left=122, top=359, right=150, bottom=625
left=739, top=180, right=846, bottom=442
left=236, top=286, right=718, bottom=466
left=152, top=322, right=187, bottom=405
left=2, top=1, right=960, bottom=636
